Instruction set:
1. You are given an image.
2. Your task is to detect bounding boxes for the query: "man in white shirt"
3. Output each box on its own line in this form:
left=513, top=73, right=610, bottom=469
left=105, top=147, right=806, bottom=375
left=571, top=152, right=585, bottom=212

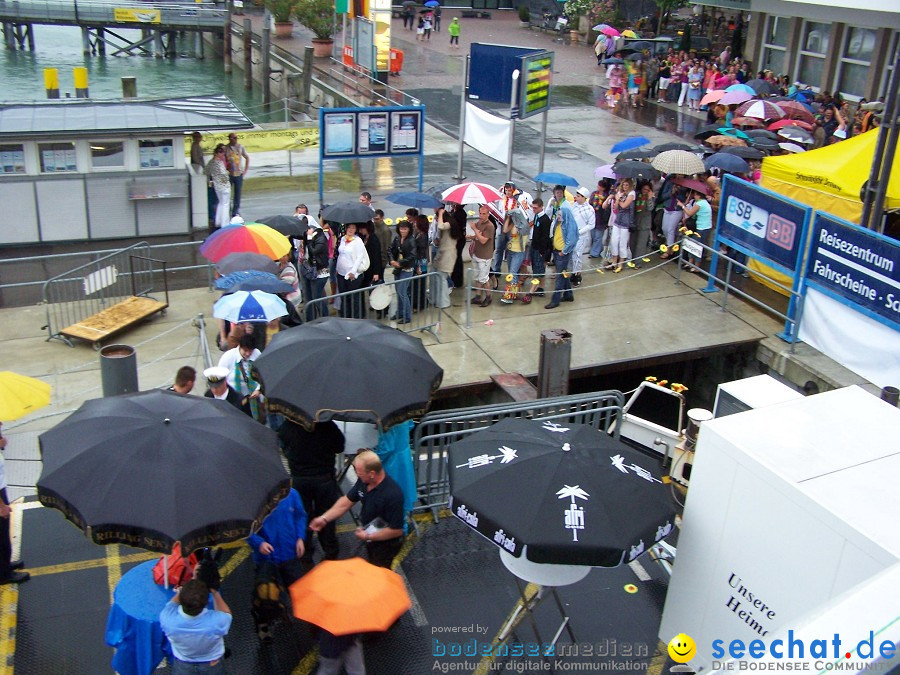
left=569, top=187, right=596, bottom=287
left=217, top=335, right=262, bottom=420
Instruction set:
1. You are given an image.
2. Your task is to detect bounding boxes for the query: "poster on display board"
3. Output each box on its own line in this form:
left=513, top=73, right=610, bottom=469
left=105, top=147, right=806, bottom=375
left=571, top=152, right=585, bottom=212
left=804, top=212, right=900, bottom=329
left=716, top=174, right=810, bottom=274
left=322, top=112, right=356, bottom=156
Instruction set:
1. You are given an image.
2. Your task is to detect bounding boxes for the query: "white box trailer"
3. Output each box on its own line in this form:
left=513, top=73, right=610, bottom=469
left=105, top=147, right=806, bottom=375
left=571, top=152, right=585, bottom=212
left=659, top=386, right=900, bottom=672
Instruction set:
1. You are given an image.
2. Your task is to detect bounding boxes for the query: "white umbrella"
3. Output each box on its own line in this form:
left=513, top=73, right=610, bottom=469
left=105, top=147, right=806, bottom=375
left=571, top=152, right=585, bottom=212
left=213, top=290, right=288, bottom=323
left=651, top=150, right=706, bottom=175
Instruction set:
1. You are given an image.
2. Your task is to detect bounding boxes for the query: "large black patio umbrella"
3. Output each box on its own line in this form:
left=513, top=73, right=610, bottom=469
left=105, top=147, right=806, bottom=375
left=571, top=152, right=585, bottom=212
left=37, top=389, right=291, bottom=555
left=253, top=317, right=443, bottom=430
left=448, top=418, right=677, bottom=567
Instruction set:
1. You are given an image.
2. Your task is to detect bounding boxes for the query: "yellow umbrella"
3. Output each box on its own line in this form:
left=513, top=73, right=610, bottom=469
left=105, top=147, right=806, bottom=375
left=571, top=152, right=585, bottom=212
left=0, top=372, right=51, bottom=421
left=622, top=29, right=638, bottom=38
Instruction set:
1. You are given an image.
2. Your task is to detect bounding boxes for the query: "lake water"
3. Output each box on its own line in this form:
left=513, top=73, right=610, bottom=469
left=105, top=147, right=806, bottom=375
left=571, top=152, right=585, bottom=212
left=0, top=23, right=282, bottom=123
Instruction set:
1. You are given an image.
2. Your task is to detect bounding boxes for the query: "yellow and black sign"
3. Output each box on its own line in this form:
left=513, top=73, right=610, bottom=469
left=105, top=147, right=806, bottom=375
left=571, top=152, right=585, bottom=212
left=186, top=127, right=319, bottom=155
left=520, top=51, right=553, bottom=119
left=113, top=8, right=162, bottom=23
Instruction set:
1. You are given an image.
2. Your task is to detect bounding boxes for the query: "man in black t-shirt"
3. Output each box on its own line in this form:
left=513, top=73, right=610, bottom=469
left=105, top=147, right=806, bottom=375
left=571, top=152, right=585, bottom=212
left=309, top=450, right=405, bottom=568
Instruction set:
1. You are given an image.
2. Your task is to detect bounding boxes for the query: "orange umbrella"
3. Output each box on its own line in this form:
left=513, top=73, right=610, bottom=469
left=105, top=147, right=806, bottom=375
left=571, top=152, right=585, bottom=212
left=289, top=557, right=410, bottom=635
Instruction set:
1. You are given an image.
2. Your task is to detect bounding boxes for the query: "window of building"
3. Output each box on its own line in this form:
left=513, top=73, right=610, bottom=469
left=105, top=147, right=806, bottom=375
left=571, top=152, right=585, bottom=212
left=836, top=27, right=878, bottom=100
left=38, top=142, right=77, bottom=173
left=762, top=16, right=788, bottom=77
left=138, top=139, right=174, bottom=169
left=796, top=20, right=831, bottom=89
left=90, top=141, right=125, bottom=169
left=0, top=144, right=26, bottom=174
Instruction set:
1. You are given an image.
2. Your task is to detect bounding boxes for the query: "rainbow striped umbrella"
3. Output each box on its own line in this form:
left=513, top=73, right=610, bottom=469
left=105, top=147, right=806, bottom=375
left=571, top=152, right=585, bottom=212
left=200, top=223, right=292, bottom=262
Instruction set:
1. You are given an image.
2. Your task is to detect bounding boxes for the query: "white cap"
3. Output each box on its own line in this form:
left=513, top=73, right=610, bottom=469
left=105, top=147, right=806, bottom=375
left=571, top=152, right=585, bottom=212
left=575, top=187, right=591, bottom=199
left=204, top=366, right=229, bottom=383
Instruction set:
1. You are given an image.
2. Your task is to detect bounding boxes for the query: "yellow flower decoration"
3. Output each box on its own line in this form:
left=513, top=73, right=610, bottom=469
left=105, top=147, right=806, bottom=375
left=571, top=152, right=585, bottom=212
left=626, top=261, right=636, bottom=268
left=562, top=271, right=570, bottom=278
left=596, top=268, right=604, bottom=274
left=427, top=215, right=434, bottom=222
left=672, top=244, right=680, bottom=252
left=692, top=231, right=701, bottom=237
left=530, top=278, right=540, bottom=285
left=658, top=379, right=669, bottom=386
left=659, top=244, right=668, bottom=253
left=644, top=376, right=658, bottom=382
left=670, top=383, right=689, bottom=393
left=467, top=210, right=476, bottom=216
left=678, top=226, right=688, bottom=234
left=684, top=230, right=694, bottom=236
left=384, top=218, right=394, bottom=225
left=505, top=274, right=514, bottom=282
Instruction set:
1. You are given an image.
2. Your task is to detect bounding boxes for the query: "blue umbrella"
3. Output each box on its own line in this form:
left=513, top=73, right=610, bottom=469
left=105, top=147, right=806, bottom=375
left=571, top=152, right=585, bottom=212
left=704, top=153, right=750, bottom=174
left=534, top=172, right=579, bottom=187
left=215, top=270, right=294, bottom=295
left=424, top=0, right=439, bottom=6
left=601, top=57, right=624, bottom=65
left=386, top=191, right=444, bottom=209
left=212, top=290, right=288, bottom=323
left=725, top=83, right=756, bottom=95
left=610, top=136, right=652, bottom=155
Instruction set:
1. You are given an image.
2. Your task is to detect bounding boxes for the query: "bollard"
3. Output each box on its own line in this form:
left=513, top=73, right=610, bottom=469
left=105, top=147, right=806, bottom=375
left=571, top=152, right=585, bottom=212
left=73, top=67, right=88, bottom=98
left=44, top=68, right=59, bottom=99
left=881, top=386, right=899, bottom=407
left=537, top=329, right=571, bottom=399
left=122, top=76, right=137, bottom=98
left=99, top=344, right=139, bottom=397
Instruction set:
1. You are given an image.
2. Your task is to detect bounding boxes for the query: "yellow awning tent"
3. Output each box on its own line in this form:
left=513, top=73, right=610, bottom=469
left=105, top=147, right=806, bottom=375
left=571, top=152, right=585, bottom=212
left=748, top=130, right=898, bottom=294
left=759, top=129, right=900, bottom=223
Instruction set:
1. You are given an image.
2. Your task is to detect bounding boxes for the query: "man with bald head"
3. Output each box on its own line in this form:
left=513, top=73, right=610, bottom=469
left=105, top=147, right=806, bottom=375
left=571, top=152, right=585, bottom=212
left=309, top=450, right=405, bottom=568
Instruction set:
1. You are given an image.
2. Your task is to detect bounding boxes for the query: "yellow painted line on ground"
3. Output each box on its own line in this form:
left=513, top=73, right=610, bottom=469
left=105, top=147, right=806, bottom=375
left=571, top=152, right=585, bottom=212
left=217, top=544, right=250, bottom=580
left=106, top=544, right=122, bottom=604
left=473, top=582, right=541, bottom=675
left=27, top=550, right=159, bottom=578
left=647, top=639, right=670, bottom=675
left=0, top=584, right=17, bottom=675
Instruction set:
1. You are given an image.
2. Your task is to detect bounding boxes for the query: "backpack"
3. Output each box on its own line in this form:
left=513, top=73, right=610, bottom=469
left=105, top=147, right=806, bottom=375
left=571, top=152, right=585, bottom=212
left=152, top=542, right=198, bottom=587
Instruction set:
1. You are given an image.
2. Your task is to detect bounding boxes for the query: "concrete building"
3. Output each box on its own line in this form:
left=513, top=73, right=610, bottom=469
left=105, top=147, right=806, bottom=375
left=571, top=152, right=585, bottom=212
left=702, top=0, right=900, bottom=100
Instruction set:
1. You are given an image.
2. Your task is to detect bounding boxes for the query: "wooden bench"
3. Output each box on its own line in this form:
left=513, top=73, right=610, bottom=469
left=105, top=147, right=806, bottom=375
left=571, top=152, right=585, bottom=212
left=461, top=10, right=491, bottom=18
left=61, top=295, right=168, bottom=348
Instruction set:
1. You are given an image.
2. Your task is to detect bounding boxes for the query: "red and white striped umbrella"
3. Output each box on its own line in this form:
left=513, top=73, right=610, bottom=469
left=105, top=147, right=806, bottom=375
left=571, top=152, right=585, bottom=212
left=736, top=100, right=785, bottom=120
left=441, top=182, right=504, bottom=204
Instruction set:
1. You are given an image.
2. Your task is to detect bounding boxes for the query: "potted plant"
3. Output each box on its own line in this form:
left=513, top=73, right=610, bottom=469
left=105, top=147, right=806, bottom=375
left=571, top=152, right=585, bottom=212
left=518, top=5, right=530, bottom=28
left=294, top=0, right=337, bottom=57
left=266, top=0, right=298, bottom=38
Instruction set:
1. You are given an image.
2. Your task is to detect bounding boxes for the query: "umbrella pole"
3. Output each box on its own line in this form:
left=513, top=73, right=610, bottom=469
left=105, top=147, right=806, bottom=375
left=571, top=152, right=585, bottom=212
left=164, top=553, right=169, bottom=590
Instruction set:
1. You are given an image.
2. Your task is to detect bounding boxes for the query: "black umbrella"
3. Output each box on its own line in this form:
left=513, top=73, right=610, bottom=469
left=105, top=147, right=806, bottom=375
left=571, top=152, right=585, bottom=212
left=625, top=52, right=644, bottom=61
left=624, top=40, right=653, bottom=51
left=744, top=79, right=778, bottom=97
left=719, top=145, right=765, bottom=160
left=600, top=57, right=624, bottom=65
left=777, top=126, right=814, bottom=144
left=257, top=214, right=307, bottom=237
left=216, top=252, right=279, bottom=276
left=37, top=390, right=290, bottom=555
left=748, top=137, right=779, bottom=151
left=253, top=317, right=443, bottom=430
left=615, top=148, right=656, bottom=161
left=745, top=129, right=779, bottom=140
left=321, top=201, right=376, bottom=224
left=612, top=160, right=661, bottom=182
left=653, top=142, right=702, bottom=154
left=704, top=152, right=750, bottom=173
left=448, top=418, right=677, bottom=567
left=693, top=124, right=724, bottom=141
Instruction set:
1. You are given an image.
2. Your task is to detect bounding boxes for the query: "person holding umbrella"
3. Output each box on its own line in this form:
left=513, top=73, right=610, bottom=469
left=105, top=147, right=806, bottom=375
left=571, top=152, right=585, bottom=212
left=310, top=451, right=405, bottom=569
left=679, top=186, right=712, bottom=272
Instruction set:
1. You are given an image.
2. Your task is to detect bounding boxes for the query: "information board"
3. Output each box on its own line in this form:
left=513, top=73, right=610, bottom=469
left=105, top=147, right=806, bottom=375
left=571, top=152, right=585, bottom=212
left=354, top=18, right=375, bottom=73
left=519, top=51, right=553, bottom=119
left=320, top=106, right=423, bottom=159
left=717, top=175, right=810, bottom=273
left=468, top=43, right=541, bottom=105
left=805, top=213, right=900, bottom=327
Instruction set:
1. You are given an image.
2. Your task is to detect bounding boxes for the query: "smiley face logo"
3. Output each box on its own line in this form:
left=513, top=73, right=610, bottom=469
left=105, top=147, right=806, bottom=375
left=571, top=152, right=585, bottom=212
left=667, top=633, right=696, bottom=664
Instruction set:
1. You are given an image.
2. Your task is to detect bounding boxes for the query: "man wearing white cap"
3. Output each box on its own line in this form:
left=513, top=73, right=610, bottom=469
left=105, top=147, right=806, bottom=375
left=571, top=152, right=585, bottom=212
left=203, top=366, right=245, bottom=413
left=570, top=187, right=596, bottom=287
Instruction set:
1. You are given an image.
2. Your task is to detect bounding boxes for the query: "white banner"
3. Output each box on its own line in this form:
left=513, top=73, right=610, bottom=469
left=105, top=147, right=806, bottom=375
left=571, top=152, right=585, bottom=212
left=798, top=288, right=900, bottom=389
left=464, top=103, right=511, bottom=160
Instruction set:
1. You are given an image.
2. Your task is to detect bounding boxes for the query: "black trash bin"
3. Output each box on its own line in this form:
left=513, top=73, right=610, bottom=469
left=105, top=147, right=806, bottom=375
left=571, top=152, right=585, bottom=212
left=99, top=344, right=139, bottom=397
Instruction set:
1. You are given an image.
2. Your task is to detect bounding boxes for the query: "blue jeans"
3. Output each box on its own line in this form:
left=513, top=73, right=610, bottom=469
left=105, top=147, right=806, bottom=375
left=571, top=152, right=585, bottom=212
left=506, top=250, right=525, bottom=283
left=303, top=276, right=328, bottom=321
left=229, top=174, right=243, bottom=216
left=590, top=228, right=607, bottom=257
left=530, top=248, right=547, bottom=278
left=172, top=658, right=224, bottom=674
left=491, top=232, right=510, bottom=274
left=395, top=270, right=413, bottom=321
left=550, top=251, right=573, bottom=304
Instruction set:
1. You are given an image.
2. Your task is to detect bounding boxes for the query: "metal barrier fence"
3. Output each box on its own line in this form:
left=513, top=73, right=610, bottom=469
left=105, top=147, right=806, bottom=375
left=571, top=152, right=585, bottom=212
left=306, top=271, right=443, bottom=340
left=0, top=0, right=227, bottom=29
left=673, top=238, right=805, bottom=352
left=41, top=242, right=169, bottom=345
left=412, top=390, right=625, bottom=520
left=0, top=240, right=211, bottom=307
left=315, top=57, right=422, bottom=109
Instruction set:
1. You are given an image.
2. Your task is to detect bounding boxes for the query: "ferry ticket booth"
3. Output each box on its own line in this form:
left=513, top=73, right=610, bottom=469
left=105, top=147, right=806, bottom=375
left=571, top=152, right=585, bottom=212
left=0, top=94, right=252, bottom=245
